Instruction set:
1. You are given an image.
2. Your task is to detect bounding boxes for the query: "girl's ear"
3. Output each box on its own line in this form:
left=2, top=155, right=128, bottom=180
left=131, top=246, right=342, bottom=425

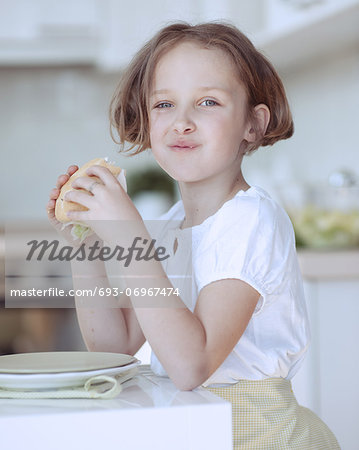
left=244, top=103, right=271, bottom=143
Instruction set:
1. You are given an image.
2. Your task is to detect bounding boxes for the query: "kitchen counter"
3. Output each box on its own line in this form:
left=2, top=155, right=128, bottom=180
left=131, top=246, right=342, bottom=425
left=297, top=249, right=359, bottom=280
left=293, top=250, right=359, bottom=449
left=0, top=365, right=232, bottom=450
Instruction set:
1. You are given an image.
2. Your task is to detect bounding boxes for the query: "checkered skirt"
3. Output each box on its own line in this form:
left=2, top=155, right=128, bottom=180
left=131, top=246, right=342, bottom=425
left=204, top=377, right=340, bottom=449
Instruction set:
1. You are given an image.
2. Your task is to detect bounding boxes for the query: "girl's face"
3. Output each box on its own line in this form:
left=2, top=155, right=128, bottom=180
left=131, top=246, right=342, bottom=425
left=149, top=41, right=253, bottom=183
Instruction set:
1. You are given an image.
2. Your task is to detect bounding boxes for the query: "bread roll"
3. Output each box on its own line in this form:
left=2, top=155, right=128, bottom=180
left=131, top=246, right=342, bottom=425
left=55, top=157, right=123, bottom=224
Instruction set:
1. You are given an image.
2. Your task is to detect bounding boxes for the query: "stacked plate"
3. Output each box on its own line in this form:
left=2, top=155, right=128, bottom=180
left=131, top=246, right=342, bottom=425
left=0, top=352, right=140, bottom=390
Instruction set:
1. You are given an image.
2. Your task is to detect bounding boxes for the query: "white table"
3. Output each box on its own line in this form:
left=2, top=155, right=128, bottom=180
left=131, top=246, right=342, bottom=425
left=0, top=365, right=232, bottom=450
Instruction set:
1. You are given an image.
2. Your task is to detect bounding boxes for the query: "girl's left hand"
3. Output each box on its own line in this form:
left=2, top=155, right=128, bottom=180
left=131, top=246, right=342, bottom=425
left=65, top=165, right=142, bottom=241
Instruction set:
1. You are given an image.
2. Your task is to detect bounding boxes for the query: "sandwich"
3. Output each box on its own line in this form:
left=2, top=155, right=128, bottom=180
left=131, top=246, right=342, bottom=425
left=55, top=157, right=126, bottom=241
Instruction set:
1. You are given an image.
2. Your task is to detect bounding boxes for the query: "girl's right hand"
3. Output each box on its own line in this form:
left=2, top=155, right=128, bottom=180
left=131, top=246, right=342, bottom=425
left=46, top=165, right=92, bottom=246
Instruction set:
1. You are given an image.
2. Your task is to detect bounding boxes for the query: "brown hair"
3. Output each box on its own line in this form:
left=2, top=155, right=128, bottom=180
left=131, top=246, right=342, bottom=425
left=109, top=21, right=294, bottom=155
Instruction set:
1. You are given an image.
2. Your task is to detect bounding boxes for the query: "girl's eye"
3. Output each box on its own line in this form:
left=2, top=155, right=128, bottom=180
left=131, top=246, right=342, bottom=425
left=155, top=102, right=173, bottom=109
left=200, top=99, right=218, bottom=107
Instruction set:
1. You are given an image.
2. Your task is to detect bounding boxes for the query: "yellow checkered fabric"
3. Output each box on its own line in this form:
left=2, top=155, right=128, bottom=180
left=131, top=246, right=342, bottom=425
left=204, top=377, right=340, bottom=449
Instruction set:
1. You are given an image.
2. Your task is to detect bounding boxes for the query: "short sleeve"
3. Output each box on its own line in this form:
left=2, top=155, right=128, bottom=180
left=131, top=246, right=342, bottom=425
left=193, top=190, right=296, bottom=305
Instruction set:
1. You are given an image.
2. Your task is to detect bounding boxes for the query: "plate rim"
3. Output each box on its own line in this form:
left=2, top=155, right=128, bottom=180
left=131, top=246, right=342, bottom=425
left=0, top=351, right=138, bottom=374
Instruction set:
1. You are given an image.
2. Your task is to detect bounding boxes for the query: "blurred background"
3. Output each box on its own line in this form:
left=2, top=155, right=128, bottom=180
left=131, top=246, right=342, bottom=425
left=0, top=1, right=358, bottom=447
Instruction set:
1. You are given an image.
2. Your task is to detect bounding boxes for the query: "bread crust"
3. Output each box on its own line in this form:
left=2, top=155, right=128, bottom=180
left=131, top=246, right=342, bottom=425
left=55, top=158, right=122, bottom=223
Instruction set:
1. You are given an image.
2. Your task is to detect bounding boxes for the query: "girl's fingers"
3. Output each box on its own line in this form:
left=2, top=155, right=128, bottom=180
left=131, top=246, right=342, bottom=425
left=56, top=173, right=70, bottom=189
left=46, top=199, right=56, bottom=218
left=47, top=165, right=78, bottom=223
left=85, top=165, right=117, bottom=187
left=67, top=165, right=79, bottom=176
left=55, top=166, right=78, bottom=190
left=47, top=191, right=58, bottom=217
left=65, top=190, right=93, bottom=209
left=71, top=176, right=104, bottom=193
left=47, top=199, right=55, bottom=209
left=49, top=188, right=60, bottom=200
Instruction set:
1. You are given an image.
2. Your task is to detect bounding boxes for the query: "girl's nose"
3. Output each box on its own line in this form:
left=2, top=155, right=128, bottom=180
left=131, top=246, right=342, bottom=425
left=173, top=111, right=196, bottom=134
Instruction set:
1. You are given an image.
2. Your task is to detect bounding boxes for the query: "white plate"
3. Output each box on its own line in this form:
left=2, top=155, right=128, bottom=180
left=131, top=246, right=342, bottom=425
left=0, top=352, right=140, bottom=390
left=0, top=352, right=137, bottom=374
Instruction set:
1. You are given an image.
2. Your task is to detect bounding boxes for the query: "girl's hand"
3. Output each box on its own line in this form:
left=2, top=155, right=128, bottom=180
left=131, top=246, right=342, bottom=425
left=46, top=165, right=101, bottom=246
left=47, top=165, right=78, bottom=241
left=64, top=165, right=142, bottom=243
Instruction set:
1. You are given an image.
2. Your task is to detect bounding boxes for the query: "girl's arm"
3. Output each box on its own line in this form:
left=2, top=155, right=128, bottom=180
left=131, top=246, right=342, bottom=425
left=71, top=255, right=146, bottom=356
left=47, top=164, right=146, bottom=357
left=118, top=236, right=259, bottom=390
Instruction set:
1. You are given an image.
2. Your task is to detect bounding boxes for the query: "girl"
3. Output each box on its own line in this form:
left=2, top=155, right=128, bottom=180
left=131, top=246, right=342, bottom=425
left=47, top=22, right=340, bottom=449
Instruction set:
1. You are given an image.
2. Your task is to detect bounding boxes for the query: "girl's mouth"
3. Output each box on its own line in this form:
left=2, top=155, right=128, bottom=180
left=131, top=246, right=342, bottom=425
left=169, top=144, right=200, bottom=151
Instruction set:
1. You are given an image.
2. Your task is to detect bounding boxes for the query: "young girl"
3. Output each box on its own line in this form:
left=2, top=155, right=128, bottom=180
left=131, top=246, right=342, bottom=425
left=47, top=22, right=340, bottom=449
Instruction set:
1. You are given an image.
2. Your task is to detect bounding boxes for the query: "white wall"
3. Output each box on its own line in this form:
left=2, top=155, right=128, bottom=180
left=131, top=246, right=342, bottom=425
left=242, top=45, right=359, bottom=194
left=0, top=66, right=155, bottom=223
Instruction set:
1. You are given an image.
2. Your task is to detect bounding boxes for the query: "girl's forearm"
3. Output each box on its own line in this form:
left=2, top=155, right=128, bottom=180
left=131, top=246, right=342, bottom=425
left=71, top=259, right=130, bottom=354
left=129, top=277, right=208, bottom=390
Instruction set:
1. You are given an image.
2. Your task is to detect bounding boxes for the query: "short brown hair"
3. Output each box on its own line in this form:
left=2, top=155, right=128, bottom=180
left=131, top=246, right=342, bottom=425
left=109, top=22, right=294, bottom=155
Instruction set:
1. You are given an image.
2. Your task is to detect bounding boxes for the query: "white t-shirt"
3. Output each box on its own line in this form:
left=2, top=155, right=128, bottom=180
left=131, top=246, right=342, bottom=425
left=150, top=185, right=310, bottom=387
